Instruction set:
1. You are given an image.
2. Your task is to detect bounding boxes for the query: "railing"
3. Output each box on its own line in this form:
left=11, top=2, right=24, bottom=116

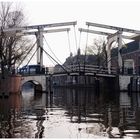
left=18, top=67, right=47, bottom=76
left=19, top=64, right=117, bottom=76
left=54, top=64, right=117, bottom=75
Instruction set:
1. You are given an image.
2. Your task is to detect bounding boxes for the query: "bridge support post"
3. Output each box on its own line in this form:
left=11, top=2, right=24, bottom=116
left=46, top=75, right=53, bottom=94
left=36, top=27, right=44, bottom=68
left=106, top=41, right=111, bottom=74
left=107, top=31, right=123, bottom=74
left=117, top=32, right=123, bottom=74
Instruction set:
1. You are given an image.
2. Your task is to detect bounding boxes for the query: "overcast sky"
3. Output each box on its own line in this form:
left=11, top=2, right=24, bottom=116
left=10, top=0, right=140, bottom=66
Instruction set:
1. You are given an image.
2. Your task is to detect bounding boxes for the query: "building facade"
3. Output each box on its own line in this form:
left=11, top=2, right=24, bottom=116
left=111, top=40, right=140, bottom=75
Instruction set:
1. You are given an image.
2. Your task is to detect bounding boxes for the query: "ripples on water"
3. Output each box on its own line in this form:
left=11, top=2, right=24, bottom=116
left=0, top=83, right=140, bottom=138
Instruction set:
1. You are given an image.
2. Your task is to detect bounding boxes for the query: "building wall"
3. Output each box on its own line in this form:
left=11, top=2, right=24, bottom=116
left=123, top=50, right=140, bottom=74
left=112, top=49, right=140, bottom=75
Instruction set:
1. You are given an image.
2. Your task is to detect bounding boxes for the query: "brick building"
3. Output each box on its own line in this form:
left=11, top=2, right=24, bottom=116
left=111, top=40, right=140, bottom=75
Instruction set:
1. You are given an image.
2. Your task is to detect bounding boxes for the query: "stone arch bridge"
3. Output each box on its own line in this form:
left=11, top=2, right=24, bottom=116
left=21, top=75, right=47, bottom=92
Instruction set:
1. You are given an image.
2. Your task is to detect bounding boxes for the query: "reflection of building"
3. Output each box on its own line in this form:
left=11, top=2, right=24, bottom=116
left=119, top=108, right=137, bottom=129
left=0, top=93, right=22, bottom=138
left=119, top=92, right=140, bottom=138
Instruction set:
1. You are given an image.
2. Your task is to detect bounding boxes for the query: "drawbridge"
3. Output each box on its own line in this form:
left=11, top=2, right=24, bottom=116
left=1, top=21, right=140, bottom=92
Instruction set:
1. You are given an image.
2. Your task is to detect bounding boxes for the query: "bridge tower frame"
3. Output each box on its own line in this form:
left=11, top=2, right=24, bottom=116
left=36, top=27, right=44, bottom=67
left=0, top=21, right=77, bottom=92
left=79, top=22, right=140, bottom=74
left=0, top=21, right=77, bottom=69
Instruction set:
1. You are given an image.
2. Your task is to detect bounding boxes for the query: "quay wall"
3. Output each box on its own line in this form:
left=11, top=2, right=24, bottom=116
left=0, top=75, right=22, bottom=96
left=52, top=75, right=118, bottom=93
left=119, top=75, right=131, bottom=91
left=118, top=75, right=140, bottom=92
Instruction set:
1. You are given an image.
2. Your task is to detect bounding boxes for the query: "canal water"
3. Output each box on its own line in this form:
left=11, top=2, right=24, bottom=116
left=0, top=83, right=140, bottom=138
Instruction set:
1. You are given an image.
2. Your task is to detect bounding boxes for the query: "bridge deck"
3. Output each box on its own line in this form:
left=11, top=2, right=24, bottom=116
left=52, top=72, right=116, bottom=78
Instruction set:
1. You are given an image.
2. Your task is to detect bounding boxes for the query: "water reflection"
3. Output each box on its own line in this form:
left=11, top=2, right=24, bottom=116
left=52, top=87, right=119, bottom=138
left=22, top=83, right=46, bottom=138
left=0, top=84, right=140, bottom=138
left=0, top=92, right=22, bottom=138
left=119, top=92, right=140, bottom=138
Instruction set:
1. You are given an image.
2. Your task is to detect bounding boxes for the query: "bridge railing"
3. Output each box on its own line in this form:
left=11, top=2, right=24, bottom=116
left=18, top=65, right=49, bottom=76
left=54, top=64, right=117, bottom=74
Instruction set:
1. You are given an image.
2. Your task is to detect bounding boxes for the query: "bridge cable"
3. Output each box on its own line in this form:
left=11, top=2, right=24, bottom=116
left=25, top=44, right=40, bottom=66
left=42, top=37, right=57, bottom=66
left=43, top=34, right=71, bottom=72
left=41, top=45, right=69, bottom=73
left=67, top=29, right=76, bottom=72
left=43, top=35, right=63, bottom=65
left=67, top=30, right=74, bottom=72
left=67, top=30, right=71, bottom=55
left=73, top=24, right=78, bottom=52
left=16, top=39, right=37, bottom=70
left=73, top=24, right=79, bottom=72
left=78, top=30, right=82, bottom=52
left=83, top=25, right=89, bottom=74
left=44, top=53, right=56, bottom=66
left=77, top=30, right=82, bottom=72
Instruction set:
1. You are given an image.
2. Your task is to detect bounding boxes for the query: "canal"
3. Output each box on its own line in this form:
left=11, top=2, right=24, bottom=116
left=0, top=83, right=140, bottom=138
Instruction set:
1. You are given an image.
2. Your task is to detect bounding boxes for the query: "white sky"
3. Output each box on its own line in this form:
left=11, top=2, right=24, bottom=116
left=5, top=0, right=140, bottom=67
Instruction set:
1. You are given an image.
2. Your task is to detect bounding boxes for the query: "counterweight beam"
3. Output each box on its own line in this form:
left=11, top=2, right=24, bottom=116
left=86, top=22, right=140, bottom=34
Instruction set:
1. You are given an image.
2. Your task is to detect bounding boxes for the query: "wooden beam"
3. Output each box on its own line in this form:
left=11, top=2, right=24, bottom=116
left=86, top=22, right=140, bottom=34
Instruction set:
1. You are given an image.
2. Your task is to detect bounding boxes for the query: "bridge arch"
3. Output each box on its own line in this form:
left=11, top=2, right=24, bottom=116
left=22, top=80, right=42, bottom=93
left=21, top=75, right=46, bottom=92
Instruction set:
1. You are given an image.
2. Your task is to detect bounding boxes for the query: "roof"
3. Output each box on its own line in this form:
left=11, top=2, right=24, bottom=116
left=111, top=40, right=140, bottom=57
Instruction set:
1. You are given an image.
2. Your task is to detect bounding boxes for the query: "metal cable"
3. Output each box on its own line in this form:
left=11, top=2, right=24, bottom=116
left=67, top=30, right=75, bottom=72
left=77, top=30, right=82, bottom=72
left=16, top=40, right=37, bottom=69
left=25, top=45, right=40, bottom=66
left=83, top=25, right=89, bottom=73
left=45, top=54, right=56, bottom=66
left=41, top=46, right=69, bottom=73
left=73, top=25, right=78, bottom=52
left=43, top=35, right=71, bottom=71
left=67, top=30, right=71, bottom=55
left=43, top=35, right=63, bottom=65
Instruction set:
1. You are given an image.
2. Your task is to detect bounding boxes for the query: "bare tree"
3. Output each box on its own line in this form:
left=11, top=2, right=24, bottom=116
left=86, top=38, right=107, bottom=67
left=0, top=2, right=32, bottom=77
